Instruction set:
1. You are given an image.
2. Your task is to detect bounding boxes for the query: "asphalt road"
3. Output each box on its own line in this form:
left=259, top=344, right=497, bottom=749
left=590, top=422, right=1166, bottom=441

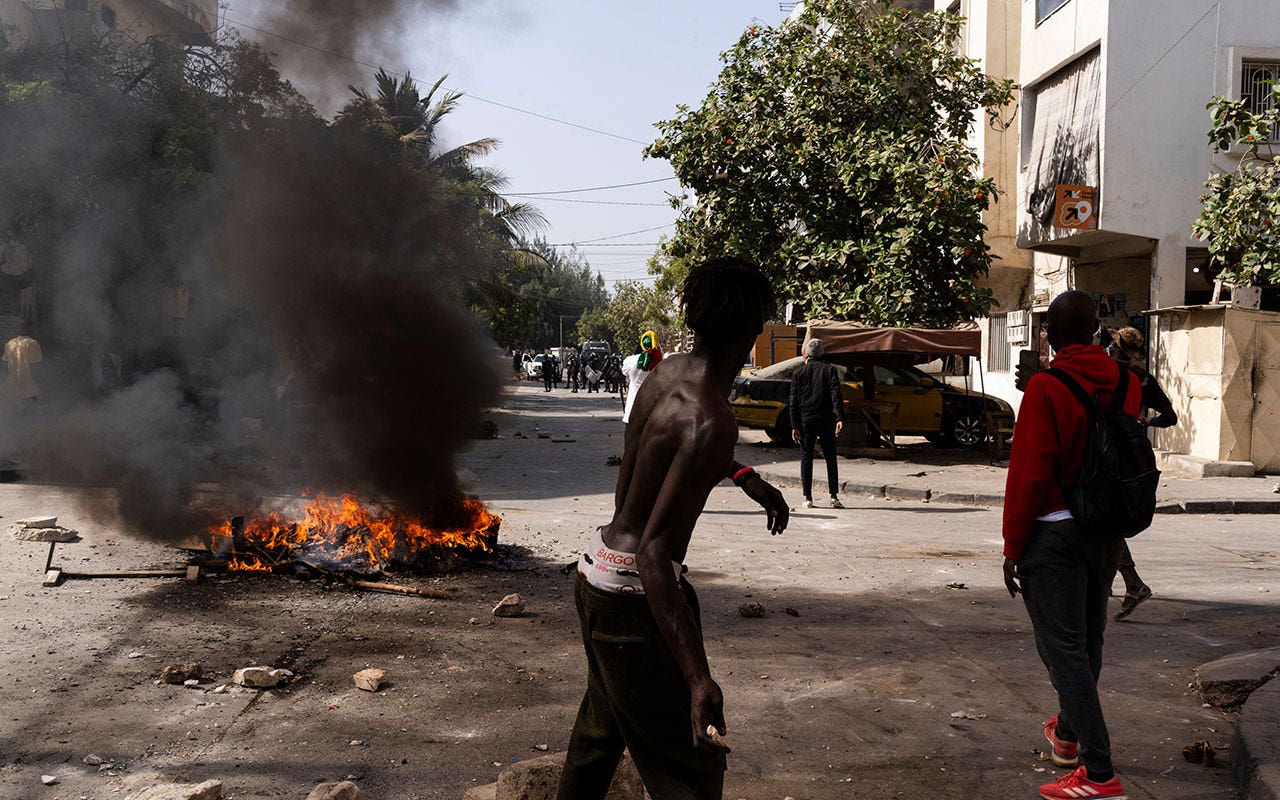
left=0, top=381, right=1275, bottom=800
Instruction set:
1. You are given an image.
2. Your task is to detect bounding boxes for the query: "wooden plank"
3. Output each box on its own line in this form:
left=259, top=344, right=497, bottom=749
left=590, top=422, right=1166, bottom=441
left=347, top=579, right=450, bottom=599
left=42, top=568, right=62, bottom=588
left=60, top=569, right=188, bottom=580
left=185, top=565, right=201, bottom=583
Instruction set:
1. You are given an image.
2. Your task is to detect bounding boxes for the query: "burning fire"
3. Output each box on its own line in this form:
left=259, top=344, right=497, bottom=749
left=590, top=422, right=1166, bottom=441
left=210, top=494, right=500, bottom=574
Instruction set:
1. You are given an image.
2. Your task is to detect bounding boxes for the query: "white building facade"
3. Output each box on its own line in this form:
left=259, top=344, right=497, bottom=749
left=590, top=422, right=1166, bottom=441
left=1, top=0, right=216, bottom=47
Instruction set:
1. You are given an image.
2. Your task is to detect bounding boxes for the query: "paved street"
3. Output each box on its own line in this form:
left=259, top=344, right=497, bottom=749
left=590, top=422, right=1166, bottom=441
left=0, top=381, right=1275, bottom=799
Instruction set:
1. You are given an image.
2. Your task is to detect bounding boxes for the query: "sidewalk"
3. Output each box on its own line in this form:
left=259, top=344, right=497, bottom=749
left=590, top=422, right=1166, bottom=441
left=737, top=431, right=1280, bottom=513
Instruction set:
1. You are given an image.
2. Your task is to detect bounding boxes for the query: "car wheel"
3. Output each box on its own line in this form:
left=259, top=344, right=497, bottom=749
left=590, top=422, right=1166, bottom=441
left=766, top=412, right=793, bottom=445
left=949, top=414, right=987, bottom=448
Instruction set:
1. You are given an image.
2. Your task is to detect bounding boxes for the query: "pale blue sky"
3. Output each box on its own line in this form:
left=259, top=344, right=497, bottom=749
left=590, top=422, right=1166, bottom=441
left=229, top=1, right=791, bottom=287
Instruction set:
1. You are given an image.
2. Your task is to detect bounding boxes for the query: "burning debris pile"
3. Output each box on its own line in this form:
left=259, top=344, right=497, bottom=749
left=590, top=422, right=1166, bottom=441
left=209, top=495, right=500, bottom=578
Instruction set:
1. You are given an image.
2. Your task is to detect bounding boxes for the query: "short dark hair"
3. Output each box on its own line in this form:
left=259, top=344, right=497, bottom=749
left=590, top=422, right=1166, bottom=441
left=681, top=257, right=775, bottom=345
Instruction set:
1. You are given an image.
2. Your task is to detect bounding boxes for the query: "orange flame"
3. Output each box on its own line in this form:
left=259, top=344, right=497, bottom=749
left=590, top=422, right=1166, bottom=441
left=210, top=494, right=499, bottom=573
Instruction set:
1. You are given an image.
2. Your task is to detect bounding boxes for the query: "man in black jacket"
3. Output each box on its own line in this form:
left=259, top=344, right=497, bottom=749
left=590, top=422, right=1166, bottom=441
left=790, top=338, right=845, bottom=509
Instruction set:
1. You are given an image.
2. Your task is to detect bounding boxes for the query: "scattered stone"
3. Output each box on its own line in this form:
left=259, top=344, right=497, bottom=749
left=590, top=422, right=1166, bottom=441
left=783, top=607, right=800, bottom=617
left=738, top=602, right=767, bottom=618
left=1183, top=740, right=1217, bottom=767
left=462, top=784, right=497, bottom=800
left=184, top=679, right=200, bottom=688
left=18, top=516, right=57, bottom=528
left=353, top=668, right=384, bottom=692
left=536, top=432, right=552, bottom=439
left=468, top=617, right=480, bottom=625
left=232, top=666, right=293, bottom=689
left=496, top=751, right=644, bottom=800
left=1193, top=646, right=1280, bottom=707
left=606, top=455, right=623, bottom=467
left=477, top=420, right=499, bottom=440
left=950, top=710, right=988, bottom=720
left=161, top=662, right=203, bottom=685
left=211, top=684, right=227, bottom=694
left=305, top=781, right=366, bottom=800
left=83, top=754, right=103, bottom=766
left=534, top=743, right=549, bottom=751
left=946, top=582, right=968, bottom=590
left=493, top=593, right=526, bottom=618
left=127, top=652, right=145, bottom=659
left=126, top=779, right=223, bottom=800
left=10, top=525, right=79, bottom=542
left=349, top=740, right=363, bottom=747
left=41, top=775, right=57, bottom=785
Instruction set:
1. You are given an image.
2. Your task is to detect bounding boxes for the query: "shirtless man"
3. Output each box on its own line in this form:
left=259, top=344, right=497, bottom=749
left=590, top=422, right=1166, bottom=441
left=558, top=257, right=789, bottom=800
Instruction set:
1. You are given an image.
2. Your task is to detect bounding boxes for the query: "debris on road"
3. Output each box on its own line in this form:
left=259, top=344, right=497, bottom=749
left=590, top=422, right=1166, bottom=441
left=950, top=710, right=988, bottom=720
left=946, top=582, right=968, bottom=590
left=352, top=668, right=384, bottom=692
left=1183, top=740, right=1218, bottom=767
left=305, top=780, right=366, bottom=800
left=83, top=754, right=103, bottom=766
left=40, top=774, right=57, bottom=785
left=493, top=593, right=526, bottom=617
left=232, top=666, right=292, bottom=688
left=126, top=779, right=223, bottom=800
left=783, top=607, right=800, bottom=617
left=738, top=602, right=767, bottom=618
left=161, top=662, right=203, bottom=685
left=11, top=523, right=79, bottom=542
left=606, top=455, right=623, bottom=466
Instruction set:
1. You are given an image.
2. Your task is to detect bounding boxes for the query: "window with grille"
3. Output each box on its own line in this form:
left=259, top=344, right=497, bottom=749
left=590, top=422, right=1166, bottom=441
left=64, top=0, right=88, bottom=10
left=989, top=315, right=1011, bottom=372
left=1242, top=61, right=1280, bottom=142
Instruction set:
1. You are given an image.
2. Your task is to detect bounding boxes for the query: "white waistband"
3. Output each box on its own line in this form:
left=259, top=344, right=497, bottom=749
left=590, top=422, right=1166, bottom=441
left=577, top=528, right=681, bottom=594
left=1036, top=509, right=1074, bottom=523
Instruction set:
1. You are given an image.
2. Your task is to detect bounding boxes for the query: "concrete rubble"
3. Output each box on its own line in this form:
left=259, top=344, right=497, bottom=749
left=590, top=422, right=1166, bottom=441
left=493, top=593, right=526, bottom=618
left=232, top=666, right=292, bottom=689
left=462, top=750, right=646, bottom=800
left=161, top=662, right=203, bottom=685
left=1194, top=646, right=1280, bottom=707
left=305, top=781, right=366, bottom=800
left=9, top=514, right=79, bottom=542
left=352, top=668, right=384, bottom=692
left=126, top=780, right=223, bottom=800
left=737, top=602, right=767, bottom=618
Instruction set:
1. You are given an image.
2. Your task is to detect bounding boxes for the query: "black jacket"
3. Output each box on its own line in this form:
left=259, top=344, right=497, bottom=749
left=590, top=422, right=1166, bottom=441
left=789, top=359, right=844, bottom=429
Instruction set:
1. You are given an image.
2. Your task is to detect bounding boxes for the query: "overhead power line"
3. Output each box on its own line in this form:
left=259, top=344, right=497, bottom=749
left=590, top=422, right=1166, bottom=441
left=505, top=196, right=669, bottom=207
left=1104, top=1, right=1218, bottom=115
left=221, top=16, right=650, bottom=145
left=510, top=177, right=677, bottom=196
left=554, top=224, right=673, bottom=247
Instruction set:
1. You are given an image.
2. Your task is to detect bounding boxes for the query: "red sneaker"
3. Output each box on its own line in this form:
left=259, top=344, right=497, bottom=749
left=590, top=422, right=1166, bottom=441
left=1038, top=766, right=1127, bottom=799
left=1043, top=715, right=1079, bottom=767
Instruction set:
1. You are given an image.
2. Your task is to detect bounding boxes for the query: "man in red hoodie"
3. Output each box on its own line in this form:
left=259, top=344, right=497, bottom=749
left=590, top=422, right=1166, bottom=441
left=1002, top=291, right=1141, bottom=800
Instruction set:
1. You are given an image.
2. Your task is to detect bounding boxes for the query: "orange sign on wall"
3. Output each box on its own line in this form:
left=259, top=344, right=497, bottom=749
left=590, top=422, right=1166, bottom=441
left=1054, top=184, right=1098, bottom=230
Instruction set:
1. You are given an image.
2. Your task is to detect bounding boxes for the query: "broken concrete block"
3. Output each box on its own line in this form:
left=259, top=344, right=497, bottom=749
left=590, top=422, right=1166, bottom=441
left=232, top=666, right=292, bottom=688
left=493, top=593, right=526, bottom=618
left=18, top=516, right=57, bottom=528
left=126, top=780, right=223, bottom=800
left=305, top=781, right=366, bottom=800
left=737, top=602, right=767, bottom=618
left=353, top=668, right=384, bottom=692
left=10, top=525, right=79, bottom=542
left=161, top=662, right=203, bottom=685
left=1195, top=646, right=1280, bottom=707
left=495, top=751, right=644, bottom=800
left=41, top=775, right=57, bottom=785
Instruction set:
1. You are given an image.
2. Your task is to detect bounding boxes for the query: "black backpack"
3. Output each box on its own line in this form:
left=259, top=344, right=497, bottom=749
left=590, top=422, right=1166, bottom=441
left=1047, top=367, right=1160, bottom=538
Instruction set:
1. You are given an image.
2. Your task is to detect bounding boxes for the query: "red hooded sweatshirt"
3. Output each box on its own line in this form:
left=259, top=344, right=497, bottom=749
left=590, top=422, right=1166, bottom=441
left=1002, top=344, right=1143, bottom=561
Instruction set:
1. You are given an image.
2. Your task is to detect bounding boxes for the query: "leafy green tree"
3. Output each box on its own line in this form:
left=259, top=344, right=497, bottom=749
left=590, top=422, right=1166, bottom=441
left=1192, top=90, right=1280, bottom=287
left=646, top=0, right=1014, bottom=326
left=476, top=238, right=609, bottom=349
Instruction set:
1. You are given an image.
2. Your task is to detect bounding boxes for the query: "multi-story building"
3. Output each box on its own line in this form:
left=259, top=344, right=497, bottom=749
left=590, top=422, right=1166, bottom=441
left=0, top=0, right=216, bottom=47
left=1001, top=0, right=1280, bottom=472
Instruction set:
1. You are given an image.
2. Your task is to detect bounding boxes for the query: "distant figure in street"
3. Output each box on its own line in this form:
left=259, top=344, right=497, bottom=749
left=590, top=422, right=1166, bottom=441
left=1107, top=326, right=1176, bottom=621
left=1002, top=291, right=1140, bottom=800
left=567, top=349, right=581, bottom=393
left=512, top=350, right=522, bottom=380
left=558, top=257, right=789, bottom=800
left=542, top=352, right=555, bottom=392
left=621, top=330, right=664, bottom=436
left=790, top=338, right=844, bottom=509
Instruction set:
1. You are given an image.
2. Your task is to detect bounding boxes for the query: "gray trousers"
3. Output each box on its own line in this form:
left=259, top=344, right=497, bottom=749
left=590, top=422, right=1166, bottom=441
left=1019, top=518, right=1124, bottom=776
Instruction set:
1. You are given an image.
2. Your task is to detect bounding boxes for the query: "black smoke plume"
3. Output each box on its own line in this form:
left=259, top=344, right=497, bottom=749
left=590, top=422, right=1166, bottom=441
left=0, top=34, right=505, bottom=540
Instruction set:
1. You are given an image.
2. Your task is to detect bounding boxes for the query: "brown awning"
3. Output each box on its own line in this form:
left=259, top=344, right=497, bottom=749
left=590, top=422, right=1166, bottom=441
left=806, top=320, right=981, bottom=358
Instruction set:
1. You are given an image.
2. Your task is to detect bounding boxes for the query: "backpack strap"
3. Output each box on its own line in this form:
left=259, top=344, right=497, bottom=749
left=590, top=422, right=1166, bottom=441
left=1046, top=368, right=1096, bottom=414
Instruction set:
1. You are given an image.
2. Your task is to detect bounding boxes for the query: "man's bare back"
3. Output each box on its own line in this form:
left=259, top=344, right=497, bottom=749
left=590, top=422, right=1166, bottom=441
left=603, top=353, right=738, bottom=563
